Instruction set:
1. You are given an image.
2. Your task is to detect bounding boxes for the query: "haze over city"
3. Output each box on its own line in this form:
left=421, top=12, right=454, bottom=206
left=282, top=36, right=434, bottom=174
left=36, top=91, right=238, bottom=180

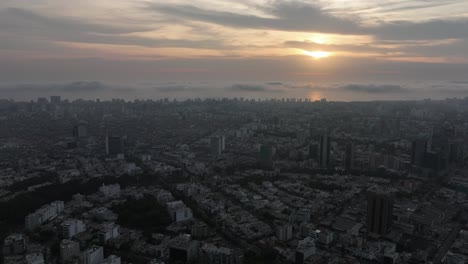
left=2, top=2, right=468, bottom=264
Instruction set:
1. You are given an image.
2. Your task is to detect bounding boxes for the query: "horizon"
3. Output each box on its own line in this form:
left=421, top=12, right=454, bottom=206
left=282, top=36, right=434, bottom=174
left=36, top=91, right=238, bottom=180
left=1, top=80, right=468, bottom=102
left=1, top=1, right=468, bottom=101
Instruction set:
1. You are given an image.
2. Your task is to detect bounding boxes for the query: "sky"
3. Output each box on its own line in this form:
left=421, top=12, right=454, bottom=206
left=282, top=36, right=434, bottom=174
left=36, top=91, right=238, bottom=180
left=1, top=0, right=468, bottom=100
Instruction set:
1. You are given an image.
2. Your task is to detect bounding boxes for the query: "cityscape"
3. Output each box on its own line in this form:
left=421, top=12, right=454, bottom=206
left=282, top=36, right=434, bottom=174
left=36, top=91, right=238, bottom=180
left=2, top=0, right=468, bottom=263
left=0, top=97, right=467, bottom=264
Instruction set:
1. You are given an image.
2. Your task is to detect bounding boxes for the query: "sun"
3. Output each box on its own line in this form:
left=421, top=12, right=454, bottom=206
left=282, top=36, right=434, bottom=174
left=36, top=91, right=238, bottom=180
left=304, top=50, right=331, bottom=59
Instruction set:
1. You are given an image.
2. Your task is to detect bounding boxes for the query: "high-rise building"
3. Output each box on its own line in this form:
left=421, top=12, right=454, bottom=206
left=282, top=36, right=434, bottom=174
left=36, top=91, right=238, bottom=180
left=106, top=136, right=123, bottom=156
left=424, top=150, right=442, bottom=171
left=166, top=201, right=193, bottom=223
left=367, top=188, right=394, bottom=236
left=319, top=134, right=330, bottom=168
left=344, top=143, right=354, bottom=171
left=259, top=145, right=275, bottom=170
left=210, top=136, right=222, bottom=158
left=50, top=96, right=61, bottom=104
left=411, top=139, right=427, bottom=166
left=449, top=141, right=464, bottom=164
left=295, top=237, right=316, bottom=264
left=2, top=234, right=27, bottom=256
left=220, top=135, right=226, bottom=151
left=98, top=222, right=119, bottom=244
left=276, top=224, right=293, bottom=242
left=168, top=235, right=199, bottom=264
left=82, top=246, right=104, bottom=264
left=60, top=239, right=80, bottom=263
left=62, top=219, right=86, bottom=238
left=73, top=121, right=88, bottom=138
left=101, top=255, right=122, bottom=264
left=198, top=243, right=243, bottom=264
left=308, top=143, right=318, bottom=159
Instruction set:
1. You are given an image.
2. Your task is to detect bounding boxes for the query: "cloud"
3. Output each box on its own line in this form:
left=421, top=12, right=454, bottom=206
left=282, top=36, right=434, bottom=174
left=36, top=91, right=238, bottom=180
left=148, top=1, right=468, bottom=41
left=0, top=8, right=224, bottom=50
left=229, top=84, right=266, bottom=92
left=0, top=8, right=148, bottom=35
left=61, top=81, right=108, bottom=91
left=284, top=41, right=390, bottom=54
left=228, top=84, right=283, bottom=93
left=0, top=81, right=134, bottom=93
left=155, top=85, right=187, bottom=92
left=373, top=19, right=468, bottom=40
left=148, top=2, right=362, bottom=34
left=340, top=84, right=407, bottom=93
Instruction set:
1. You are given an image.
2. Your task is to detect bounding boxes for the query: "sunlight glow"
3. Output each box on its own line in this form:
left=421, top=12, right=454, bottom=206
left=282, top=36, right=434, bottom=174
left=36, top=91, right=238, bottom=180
left=304, top=50, right=331, bottom=59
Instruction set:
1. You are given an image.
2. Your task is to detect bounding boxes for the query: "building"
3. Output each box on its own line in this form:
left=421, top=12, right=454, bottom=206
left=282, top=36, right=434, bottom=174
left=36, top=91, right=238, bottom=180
left=168, top=235, right=199, bottom=264
left=308, top=143, right=319, bottom=159
left=198, top=243, right=243, bottom=264
left=191, top=222, right=209, bottom=238
left=259, top=145, right=275, bottom=170
left=316, top=229, right=334, bottom=245
left=276, top=224, right=293, bottom=242
left=50, top=96, right=61, bottom=104
left=344, top=143, right=354, bottom=171
left=99, top=183, right=121, bottom=197
left=98, top=222, right=120, bottom=244
left=82, top=246, right=104, bottom=264
left=411, top=139, right=427, bottom=166
left=295, top=237, right=316, bottom=264
left=105, top=136, right=123, bottom=156
left=52, top=200, right=65, bottom=213
left=25, top=253, right=45, bottom=264
left=60, top=239, right=80, bottom=263
left=210, top=136, right=222, bottom=158
left=2, top=233, right=27, bottom=256
left=367, top=188, right=394, bottom=236
left=73, top=121, right=88, bottom=138
left=100, top=255, right=121, bottom=264
left=319, top=134, right=330, bottom=168
left=290, top=208, right=311, bottom=223
left=220, top=136, right=226, bottom=151
left=157, top=191, right=175, bottom=204
left=62, top=219, right=86, bottom=238
left=444, top=252, right=466, bottom=264
left=167, top=201, right=193, bottom=223
left=25, top=201, right=64, bottom=230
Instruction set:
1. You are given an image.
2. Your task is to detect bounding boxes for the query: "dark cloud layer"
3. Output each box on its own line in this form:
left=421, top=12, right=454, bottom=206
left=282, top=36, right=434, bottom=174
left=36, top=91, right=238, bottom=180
left=0, top=8, right=225, bottom=49
left=149, top=2, right=362, bottom=34
left=340, top=84, right=406, bottom=93
left=228, top=84, right=283, bottom=93
left=148, top=1, right=468, bottom=40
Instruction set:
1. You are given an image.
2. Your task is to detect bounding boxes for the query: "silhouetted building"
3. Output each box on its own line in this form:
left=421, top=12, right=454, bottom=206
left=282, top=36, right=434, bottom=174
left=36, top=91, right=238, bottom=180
left=198, top=243, right=243, bottom=264
left=50, top=96, right=61, bottom=104
left=259, top=145, right=275, bottom=170
left=168, top=235, right=198, bottom=264
left=210, top=136, right=222, bottom=158
left=309, top=143, right=318, bottom=160
left=424, top=150, right=442, bottom=171
left=106, top=136, right=122, bottom=156
left=367, top=188, right=393, bottom=236
left=449, top=141, right=464, bottom=165
left=411, top=140, right=427, bottom=166
left=73, top=121, right=88, bottom=138
left=319, top=134, right=330, bottom=168
left=60, top=239, right=80, bottom=263
left=344, top=143, right=354, bottom=171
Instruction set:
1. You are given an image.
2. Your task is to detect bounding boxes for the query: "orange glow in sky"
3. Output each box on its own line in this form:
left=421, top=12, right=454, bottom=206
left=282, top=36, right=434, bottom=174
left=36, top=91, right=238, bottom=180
left=303, top=51, right=331, bottom=59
